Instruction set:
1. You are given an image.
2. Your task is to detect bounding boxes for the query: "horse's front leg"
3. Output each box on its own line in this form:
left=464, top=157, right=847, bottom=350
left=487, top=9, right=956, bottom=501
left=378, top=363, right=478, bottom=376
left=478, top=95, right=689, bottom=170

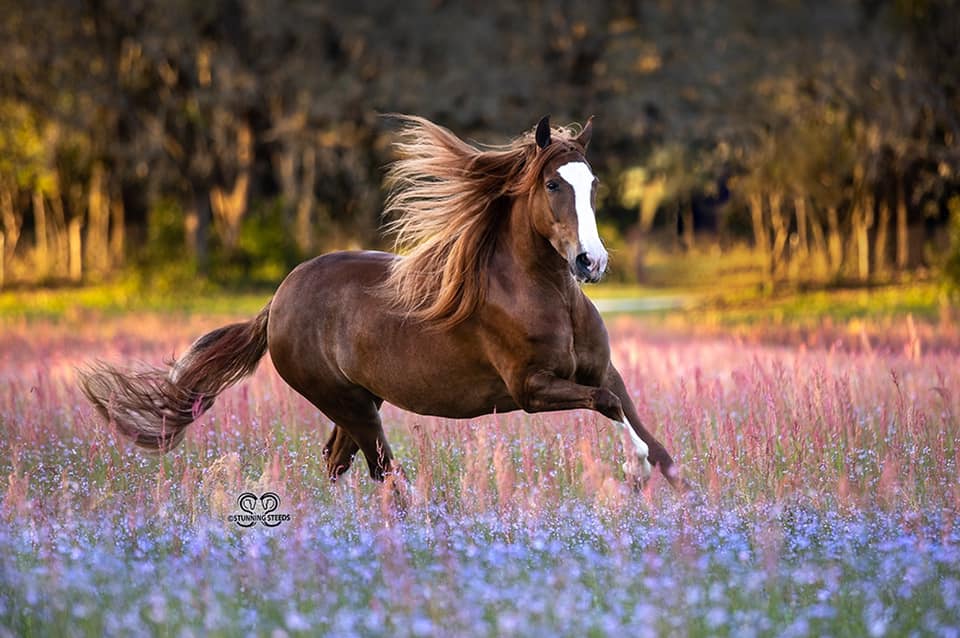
left=516, top=370, right=687, bottom=490
left=517, top=370, right=653, bottom=482
left=603, top=364, right=685, bottom=490
left=519, top=370, right=625, bottom=419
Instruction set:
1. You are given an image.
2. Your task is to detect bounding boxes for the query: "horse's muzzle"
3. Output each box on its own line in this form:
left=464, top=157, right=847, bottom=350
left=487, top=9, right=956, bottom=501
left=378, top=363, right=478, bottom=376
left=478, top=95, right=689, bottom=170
left=574, top=252, right=606, bottom=283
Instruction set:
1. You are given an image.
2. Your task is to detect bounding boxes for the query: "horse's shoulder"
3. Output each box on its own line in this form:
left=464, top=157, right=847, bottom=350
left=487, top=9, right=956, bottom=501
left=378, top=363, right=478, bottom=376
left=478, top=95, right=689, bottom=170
left=571, top=289, right=606, bottom=330
left=570, top=289, right=610, bottom=358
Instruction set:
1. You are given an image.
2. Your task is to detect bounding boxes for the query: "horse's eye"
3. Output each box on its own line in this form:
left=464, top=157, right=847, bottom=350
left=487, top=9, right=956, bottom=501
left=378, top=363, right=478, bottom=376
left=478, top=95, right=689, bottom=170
left=545, top=181, right=559, bottom=192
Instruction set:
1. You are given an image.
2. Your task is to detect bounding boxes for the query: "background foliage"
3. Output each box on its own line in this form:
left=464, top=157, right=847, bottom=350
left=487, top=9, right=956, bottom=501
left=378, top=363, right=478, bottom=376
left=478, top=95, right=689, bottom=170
left=0, top=0, right=957, bottom=292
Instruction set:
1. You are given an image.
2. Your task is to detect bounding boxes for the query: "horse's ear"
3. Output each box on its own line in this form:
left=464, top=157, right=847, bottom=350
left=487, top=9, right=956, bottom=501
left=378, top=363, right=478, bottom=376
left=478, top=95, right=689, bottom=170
left=575, top=116, right=594, bottom=150
left=535, top=115, right=551, bottom=150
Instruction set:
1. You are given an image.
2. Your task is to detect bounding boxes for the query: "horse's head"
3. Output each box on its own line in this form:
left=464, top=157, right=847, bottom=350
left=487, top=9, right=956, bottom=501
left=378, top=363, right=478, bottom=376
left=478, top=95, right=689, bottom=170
left=529, top=116, right=607, bottom=283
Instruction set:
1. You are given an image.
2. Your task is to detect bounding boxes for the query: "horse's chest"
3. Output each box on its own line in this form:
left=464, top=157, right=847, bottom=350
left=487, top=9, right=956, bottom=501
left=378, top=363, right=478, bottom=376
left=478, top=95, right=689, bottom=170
left=573, top=344, right=607, bottom=385
left=481, top=292, right=608, bottom=383
left=536, top=328, right=606, bottom=385
left=572, top=322, right=610, bottom=385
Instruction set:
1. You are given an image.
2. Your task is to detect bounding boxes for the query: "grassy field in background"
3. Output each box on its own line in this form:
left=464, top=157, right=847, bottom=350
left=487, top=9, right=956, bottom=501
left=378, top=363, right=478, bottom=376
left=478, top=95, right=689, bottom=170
left=0, top=257, right=948, bottom=329
left=0, top=279, right=274, bottom=322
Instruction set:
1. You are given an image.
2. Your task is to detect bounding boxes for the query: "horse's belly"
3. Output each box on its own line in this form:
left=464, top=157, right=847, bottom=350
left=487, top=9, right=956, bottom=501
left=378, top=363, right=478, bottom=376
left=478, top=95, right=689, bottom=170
left=360, top=356, right=519, bottom=419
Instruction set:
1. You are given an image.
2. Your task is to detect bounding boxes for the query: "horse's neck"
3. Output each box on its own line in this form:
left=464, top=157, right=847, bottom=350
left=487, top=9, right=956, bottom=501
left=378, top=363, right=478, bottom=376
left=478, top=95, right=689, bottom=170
left=499, top=197, right=576, bottom=294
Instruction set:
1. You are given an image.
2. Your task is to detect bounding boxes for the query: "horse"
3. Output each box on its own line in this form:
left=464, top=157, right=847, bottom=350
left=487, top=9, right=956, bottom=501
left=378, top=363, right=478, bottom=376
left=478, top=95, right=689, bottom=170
left=80, top=115, right=682, bottom=491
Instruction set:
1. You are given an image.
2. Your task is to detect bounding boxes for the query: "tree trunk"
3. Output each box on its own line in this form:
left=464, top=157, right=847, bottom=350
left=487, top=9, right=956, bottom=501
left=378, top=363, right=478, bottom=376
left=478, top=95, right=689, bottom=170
left=896, top=176, right=908, bottom=270
left=210, top=121, right=252, bottom=253
left=275, top=147, right=298, bottom=231
left=295, top=146, right=317, bottom=255
left=808, top=206, right=828, bottom=279
left=210, top=176, right=249, bottom=252
left=680, top=202, right=694, bottom=252
left=794, top=196, right=809, bottom=260
left=186, top=189, right=211, bottom=274
left=69, top=215, right=83, bottom=282
left=110, top=186, right=125, bottom=267
left=184, top=114, right=215, bottom=274
left=0, top=187, right=20, bottom=267
left=769, top=191, right=789, bottom=278
left=874, top=195, right=890, bottom=278
left=269, top=100, right=307, bottom=236
left=33, top=189, right=48, bottom=276
left=855, top=194, right=874, bottom=282
left=749, top=192, right=771, bottom=290
left=50, top=189, right=69, bottom=277
left=826, top=205, right=842, bottom=277
left=638, top=176, right=665, bottom=235
left=85, top=162, right=111, bottom=275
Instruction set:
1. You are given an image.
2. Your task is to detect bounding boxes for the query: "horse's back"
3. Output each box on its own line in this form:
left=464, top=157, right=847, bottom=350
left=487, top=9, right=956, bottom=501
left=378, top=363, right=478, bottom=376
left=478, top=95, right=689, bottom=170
left=270, top=250, right=395, bottom=331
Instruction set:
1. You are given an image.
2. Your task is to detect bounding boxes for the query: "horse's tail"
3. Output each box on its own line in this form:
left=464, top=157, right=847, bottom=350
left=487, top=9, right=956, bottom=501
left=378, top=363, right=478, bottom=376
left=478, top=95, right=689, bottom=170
left=79, top=300, right=272, bottom=453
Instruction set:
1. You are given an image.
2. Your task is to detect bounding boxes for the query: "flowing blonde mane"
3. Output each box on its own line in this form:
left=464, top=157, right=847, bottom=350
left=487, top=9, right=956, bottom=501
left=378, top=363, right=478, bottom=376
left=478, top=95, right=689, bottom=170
left=381, top=115, right=585, bottom=329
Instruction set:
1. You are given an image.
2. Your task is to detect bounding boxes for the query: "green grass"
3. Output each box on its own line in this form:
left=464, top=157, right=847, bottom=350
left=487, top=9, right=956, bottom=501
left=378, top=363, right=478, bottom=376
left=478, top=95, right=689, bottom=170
left=697, top=282, right=947, bottom=324
left=1, top=279, right=946, bottom=328
left=0, top=279, right=271, bottom=322
left=0, top=243, right=951, bottom=328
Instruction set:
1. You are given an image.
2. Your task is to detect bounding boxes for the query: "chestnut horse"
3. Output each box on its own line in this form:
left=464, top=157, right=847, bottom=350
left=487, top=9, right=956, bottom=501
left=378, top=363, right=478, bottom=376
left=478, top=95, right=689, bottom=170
left=80, top=115, right=681, bottom=489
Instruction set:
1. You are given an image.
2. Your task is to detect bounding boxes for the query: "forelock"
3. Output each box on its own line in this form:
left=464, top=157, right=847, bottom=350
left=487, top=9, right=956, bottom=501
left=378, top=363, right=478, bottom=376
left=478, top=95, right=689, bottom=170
left=512, top=141, right=586, bottom=195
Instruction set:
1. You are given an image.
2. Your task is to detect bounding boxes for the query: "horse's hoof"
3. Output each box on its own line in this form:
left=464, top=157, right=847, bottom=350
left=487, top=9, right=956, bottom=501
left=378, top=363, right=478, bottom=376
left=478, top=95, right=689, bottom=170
left=380, top=464, right=416, bottom=519
left=622, top=456, right=652, bottom=492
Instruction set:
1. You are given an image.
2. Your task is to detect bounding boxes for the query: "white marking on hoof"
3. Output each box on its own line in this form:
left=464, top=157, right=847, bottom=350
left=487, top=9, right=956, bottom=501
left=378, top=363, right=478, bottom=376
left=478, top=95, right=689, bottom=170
left=614, top=420, right=652, bottom=480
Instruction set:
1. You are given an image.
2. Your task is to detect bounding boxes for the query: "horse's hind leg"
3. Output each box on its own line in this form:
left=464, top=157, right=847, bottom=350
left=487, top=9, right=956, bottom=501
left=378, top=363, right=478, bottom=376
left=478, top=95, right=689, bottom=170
left=323, top=392, right=412, bottom=514
left=348, top=416, right=398, bottom=482
left=323, top=426, right=360, bottom=481
left=318, top=390, right=398, bottom=482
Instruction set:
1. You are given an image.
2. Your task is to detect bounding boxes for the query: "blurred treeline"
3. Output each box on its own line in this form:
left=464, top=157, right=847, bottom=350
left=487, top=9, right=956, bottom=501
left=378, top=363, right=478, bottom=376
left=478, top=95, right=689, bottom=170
left=0, top=0, right=957, bottom=291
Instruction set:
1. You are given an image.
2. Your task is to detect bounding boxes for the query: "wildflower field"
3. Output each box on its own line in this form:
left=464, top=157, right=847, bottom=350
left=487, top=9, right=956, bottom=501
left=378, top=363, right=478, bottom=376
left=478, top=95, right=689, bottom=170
left=1, top=306, right=959, bottom=637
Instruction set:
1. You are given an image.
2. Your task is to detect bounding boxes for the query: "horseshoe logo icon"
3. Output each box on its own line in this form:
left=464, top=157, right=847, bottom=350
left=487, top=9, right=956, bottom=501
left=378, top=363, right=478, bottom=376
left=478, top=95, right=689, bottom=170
left=259, top=492, right=282, bottom=527
left=233, top=491, right=286, bottom=527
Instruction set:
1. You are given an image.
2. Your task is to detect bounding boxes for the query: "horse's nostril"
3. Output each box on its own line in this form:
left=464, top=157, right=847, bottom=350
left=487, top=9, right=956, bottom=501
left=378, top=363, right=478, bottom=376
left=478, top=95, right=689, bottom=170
left=576, top=253, right=592, bottom=270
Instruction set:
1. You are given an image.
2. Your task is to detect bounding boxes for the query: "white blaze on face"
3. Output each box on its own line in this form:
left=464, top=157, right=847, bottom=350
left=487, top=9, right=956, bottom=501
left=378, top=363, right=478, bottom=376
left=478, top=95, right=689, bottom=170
left=556, top=161, right=607, bottom=271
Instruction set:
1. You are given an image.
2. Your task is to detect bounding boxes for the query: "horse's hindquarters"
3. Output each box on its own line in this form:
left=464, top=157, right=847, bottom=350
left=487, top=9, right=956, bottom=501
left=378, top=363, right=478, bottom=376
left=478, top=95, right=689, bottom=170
left=267, top=251, right=391, bottom=399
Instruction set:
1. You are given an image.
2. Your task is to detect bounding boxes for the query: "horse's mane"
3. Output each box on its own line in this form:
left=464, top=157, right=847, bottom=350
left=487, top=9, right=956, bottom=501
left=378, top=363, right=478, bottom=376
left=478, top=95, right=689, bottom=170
left=381, top=114, right=586, bottom=329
